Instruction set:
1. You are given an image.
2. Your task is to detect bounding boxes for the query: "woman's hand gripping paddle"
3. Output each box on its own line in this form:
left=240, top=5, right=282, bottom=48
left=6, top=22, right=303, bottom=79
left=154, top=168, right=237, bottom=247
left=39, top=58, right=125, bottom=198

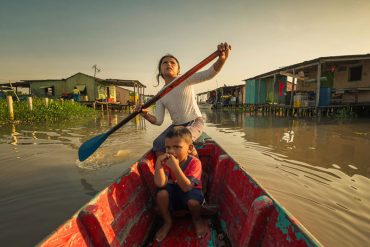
left=78, top=50, right=220, bottom=161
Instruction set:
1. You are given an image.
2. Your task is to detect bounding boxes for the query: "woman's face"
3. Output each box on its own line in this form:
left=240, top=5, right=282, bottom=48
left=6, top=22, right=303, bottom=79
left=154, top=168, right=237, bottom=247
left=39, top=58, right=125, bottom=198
left=160, top=57, right=179, bottom=80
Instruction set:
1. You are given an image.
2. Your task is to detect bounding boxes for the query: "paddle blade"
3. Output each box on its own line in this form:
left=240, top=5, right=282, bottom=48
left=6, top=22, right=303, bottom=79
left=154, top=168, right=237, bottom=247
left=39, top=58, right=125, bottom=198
left=78, top=132, right=109, bottom=161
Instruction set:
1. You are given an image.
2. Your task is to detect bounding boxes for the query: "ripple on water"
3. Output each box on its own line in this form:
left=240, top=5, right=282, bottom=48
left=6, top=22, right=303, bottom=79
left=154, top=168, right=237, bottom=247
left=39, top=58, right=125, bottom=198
left=204, top=117, right=370, bottom=247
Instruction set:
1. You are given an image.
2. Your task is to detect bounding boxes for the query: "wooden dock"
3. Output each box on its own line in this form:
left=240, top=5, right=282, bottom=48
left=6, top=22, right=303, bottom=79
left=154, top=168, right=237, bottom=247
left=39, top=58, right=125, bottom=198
left=213, top=102, right=370, bottom=118
left=79, top=101, right=134, bottom=112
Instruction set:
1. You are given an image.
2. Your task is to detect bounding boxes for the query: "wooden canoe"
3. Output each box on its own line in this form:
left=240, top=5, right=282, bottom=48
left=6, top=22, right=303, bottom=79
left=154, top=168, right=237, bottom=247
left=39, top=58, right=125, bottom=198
left=38, top=134, right=321, bottom=247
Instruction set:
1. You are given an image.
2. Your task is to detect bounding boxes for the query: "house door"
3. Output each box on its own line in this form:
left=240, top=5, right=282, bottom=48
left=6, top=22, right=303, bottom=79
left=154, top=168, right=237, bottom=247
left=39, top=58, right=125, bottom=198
left=106, top=87, right=110, bottom=99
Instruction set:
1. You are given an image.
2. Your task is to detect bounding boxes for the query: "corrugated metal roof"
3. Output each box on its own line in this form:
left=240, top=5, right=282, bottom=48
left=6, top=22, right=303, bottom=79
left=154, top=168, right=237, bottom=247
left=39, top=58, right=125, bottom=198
left=244, top=53, right=370, bottom=81
left=102, top=79, right=146, bottom=88
left=12, top=72, right=146, bottom=88
left=196, top=83, right=245, bottom=96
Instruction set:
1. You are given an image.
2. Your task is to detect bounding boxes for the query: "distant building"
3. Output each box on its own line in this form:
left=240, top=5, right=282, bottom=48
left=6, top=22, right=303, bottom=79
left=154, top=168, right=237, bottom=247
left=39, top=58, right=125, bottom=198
left=244, top=53, right=370, bottom=106
left=196, top=84, right=245, bottom=107
left=11, top=72, right=146, bottom=102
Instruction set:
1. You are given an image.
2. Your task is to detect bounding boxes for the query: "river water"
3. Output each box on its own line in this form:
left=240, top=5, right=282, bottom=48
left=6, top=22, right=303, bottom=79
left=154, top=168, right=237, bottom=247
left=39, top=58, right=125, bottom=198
left=0, top=110, right=369, bottom=246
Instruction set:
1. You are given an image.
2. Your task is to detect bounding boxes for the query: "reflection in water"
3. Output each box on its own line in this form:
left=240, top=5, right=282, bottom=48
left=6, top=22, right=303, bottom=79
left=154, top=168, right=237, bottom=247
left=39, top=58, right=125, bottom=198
left=80, top=178, right=99, bottom=197
left=281, top=129, right=294, bottom=143
left=204, top=110, right=369, bottom=176
left=203, top=110, right=370, bottom=247
left=10, top=124, right=17, bottom=145
left=1, top=111, right=369, bottom=246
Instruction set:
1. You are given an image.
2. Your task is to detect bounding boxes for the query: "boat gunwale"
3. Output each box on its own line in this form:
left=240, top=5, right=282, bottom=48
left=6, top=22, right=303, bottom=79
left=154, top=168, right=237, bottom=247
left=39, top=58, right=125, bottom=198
left=38, top=135, right=323, bottom=247
left=203, top=137, right=323, bottom=246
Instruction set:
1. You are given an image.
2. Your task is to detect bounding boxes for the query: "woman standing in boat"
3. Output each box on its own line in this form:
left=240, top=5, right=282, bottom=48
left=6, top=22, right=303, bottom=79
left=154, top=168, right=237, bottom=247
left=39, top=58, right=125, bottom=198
left=137, top=42, right=231, bottom=155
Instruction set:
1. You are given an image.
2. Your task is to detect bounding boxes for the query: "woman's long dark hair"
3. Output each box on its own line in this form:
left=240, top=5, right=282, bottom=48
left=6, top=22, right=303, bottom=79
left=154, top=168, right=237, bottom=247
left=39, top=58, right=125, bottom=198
left=154, top=54, right=180, bottom=87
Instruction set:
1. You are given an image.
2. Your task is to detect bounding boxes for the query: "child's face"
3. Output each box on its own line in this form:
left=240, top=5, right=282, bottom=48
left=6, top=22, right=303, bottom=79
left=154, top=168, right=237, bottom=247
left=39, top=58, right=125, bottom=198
left=165, top=136, right=192, bottom=163
left=160, top=57, right=179, bottom=79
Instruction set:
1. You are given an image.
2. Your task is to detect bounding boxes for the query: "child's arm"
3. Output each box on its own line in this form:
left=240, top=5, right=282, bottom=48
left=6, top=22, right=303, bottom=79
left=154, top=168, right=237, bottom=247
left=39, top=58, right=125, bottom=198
left=154, top=154, right=168, bottom=188
left=166, top=155, right=193, bottom=192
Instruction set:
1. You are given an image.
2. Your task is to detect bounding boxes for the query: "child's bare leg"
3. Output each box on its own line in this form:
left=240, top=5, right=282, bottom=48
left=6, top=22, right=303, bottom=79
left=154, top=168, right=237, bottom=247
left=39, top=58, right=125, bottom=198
left=155, top=190, right=172, bottom=242
left=187, top=199, right=206, bottom=238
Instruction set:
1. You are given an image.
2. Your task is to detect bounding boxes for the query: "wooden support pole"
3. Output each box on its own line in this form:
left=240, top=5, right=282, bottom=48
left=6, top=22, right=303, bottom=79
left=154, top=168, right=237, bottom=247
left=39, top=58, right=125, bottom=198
left=290, top=69, right=295, bottom=108
left=7, top=96, right=14, bottom=120
left=143, top=87, right=145, bottom=104
left=28, top=97, right=33, bottom=111
left=133, top=83, right=136, bottom=104
left=316, top=63, right=322, bottom=108
left=272, top=74, right=276, bottom=105
left=258, top=78, right=261, bottom=104
left=44, top=98, right=49, bottom=107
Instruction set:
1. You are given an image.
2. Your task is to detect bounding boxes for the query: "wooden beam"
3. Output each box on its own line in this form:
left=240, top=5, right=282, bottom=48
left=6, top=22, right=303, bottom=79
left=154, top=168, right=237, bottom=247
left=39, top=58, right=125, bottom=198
left=290, top=69, right=295, bottom=107
left=279, top=71, right=306, bottom=81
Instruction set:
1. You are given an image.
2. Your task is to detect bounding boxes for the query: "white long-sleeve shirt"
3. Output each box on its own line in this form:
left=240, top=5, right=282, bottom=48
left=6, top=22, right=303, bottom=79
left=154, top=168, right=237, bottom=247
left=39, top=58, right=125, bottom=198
left=154, top=66, right=218, bottom=125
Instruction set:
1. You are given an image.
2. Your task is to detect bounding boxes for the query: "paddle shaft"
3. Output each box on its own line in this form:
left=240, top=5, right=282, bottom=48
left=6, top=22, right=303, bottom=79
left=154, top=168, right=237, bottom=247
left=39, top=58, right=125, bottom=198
left=106, top=50, right=220, bottom=136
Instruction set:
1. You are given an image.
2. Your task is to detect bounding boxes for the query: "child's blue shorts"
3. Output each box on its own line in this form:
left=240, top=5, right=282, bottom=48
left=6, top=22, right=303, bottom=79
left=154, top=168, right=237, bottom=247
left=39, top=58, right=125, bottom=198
left=160, top=183, right=204, bottom=211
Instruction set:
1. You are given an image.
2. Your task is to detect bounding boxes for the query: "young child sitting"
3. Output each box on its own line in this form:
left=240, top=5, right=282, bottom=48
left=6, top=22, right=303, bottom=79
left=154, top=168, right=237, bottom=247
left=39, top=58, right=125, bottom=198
left=154, top=126, right=205, bottom=242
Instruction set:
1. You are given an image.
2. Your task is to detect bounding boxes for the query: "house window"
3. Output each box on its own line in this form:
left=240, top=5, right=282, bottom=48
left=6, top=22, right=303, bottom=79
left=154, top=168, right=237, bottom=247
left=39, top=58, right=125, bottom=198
left=349, top=66, right=362, bottom=81
left=44, top=86, right=55, bottom=97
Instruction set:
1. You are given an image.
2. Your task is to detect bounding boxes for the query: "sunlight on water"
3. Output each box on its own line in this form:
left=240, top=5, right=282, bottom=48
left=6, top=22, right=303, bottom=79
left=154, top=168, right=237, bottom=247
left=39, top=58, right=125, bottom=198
left=202, top=111, right=370, bottom=247
left=0, top=111, right=369, bottom=246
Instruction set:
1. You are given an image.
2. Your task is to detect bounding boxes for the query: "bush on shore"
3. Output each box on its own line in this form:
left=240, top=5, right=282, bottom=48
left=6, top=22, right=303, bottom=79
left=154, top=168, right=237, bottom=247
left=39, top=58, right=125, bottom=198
left=0, top=98, right=96, bottom=124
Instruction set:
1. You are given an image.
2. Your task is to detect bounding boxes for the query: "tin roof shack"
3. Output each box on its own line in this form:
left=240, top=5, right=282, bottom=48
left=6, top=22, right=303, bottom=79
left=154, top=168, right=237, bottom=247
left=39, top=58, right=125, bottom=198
left=13, top=73, right=145, bottom=102
left=196, top=89, right=219, bottom=105
left=107, top=79, right=145, bottom=104
left=196, top=84, right=245, bottom=107
left=244, top=53, right=370, bottom=107
left=116, top=86, right=148, bottom=105
left=116, top=87, right=132, bottom=105
left=196, top=91, right=210, bottom=104
left=219, top=84, right=245, bottom=106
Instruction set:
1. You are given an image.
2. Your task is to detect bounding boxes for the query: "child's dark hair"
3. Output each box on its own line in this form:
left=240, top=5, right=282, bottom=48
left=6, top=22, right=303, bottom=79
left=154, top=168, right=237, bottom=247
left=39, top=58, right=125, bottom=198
left=165, top=126, right=192, bottom=144
left=155, top=54, right=180, bottom=87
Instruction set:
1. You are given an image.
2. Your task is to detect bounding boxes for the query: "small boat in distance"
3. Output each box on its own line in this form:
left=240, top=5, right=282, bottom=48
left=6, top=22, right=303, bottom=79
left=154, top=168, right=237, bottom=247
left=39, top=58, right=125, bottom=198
left=39, top=134, right=321, bottom=247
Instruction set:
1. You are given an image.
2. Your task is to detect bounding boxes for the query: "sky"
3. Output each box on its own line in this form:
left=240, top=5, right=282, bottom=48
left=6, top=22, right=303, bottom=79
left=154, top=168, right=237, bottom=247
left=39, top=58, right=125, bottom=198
left=1, top=0, right=370, bottom=95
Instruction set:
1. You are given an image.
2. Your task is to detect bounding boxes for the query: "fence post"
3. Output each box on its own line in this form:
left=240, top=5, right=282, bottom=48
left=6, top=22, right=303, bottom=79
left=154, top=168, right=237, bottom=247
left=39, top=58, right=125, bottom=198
left=28, top=97, right=33, bottom=111
left=44, top=98, right=49, bottom=107
left=7, top=96, right=14, bottom=121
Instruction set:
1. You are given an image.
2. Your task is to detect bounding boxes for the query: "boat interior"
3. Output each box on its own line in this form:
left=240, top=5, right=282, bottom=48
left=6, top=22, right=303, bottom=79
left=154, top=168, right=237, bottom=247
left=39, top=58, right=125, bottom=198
left=40, top=136, right=319, bottom=247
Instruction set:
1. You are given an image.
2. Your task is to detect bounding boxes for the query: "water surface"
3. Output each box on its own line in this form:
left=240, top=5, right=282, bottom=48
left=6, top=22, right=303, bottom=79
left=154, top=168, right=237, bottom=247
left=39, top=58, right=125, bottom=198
left=0, top=110, right=369, bottom=246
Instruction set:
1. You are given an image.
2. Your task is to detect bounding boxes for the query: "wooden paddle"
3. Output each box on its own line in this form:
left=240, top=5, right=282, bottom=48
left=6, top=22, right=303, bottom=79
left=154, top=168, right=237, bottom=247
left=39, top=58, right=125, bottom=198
left=78, top=50, right=220, bottom=161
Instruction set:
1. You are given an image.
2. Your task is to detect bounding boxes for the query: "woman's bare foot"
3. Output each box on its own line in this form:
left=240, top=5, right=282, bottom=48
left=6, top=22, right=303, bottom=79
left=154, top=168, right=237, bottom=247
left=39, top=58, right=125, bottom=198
left=193, top=218, right=207, bottom=238
left=155, top=221, right=172, bottom=242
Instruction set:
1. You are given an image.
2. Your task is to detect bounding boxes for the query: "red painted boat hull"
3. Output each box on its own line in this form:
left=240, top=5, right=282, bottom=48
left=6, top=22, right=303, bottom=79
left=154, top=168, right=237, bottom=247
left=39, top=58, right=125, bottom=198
left=38, top=135, right=321, bottom=247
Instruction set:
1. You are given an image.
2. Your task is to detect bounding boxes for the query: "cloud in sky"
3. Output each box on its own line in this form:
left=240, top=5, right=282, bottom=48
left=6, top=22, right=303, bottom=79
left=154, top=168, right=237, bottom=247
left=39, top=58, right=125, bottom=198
left=1, top=0, right=370, bottom=94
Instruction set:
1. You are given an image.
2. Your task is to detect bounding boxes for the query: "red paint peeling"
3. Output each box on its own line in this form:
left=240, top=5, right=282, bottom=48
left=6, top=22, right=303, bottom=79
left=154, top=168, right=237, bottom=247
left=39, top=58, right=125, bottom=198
left=38, top=138, right=321, bottom=247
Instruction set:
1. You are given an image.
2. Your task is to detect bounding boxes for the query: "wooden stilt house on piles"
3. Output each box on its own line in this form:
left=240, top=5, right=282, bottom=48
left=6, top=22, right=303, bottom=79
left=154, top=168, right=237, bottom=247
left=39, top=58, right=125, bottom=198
left=196, top=84, right=245, bottom=108
left=244, top=53, right=370, bottom=108
left=12, top=73, right=146, bottom=103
